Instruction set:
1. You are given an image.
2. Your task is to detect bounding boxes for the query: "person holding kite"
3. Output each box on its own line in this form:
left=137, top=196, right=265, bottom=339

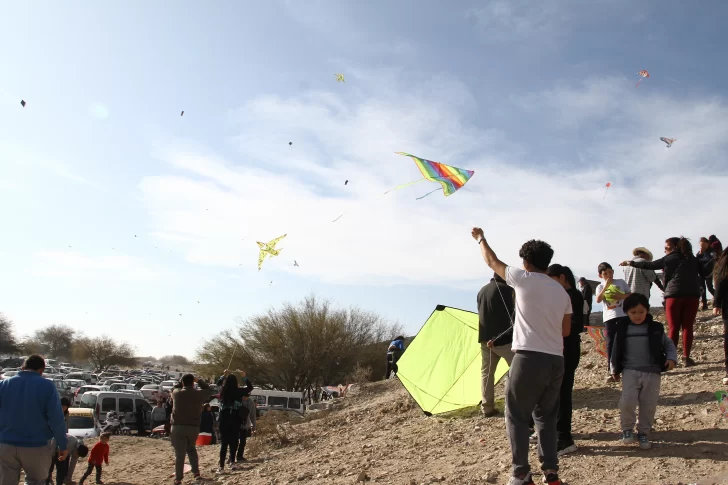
left=595, top=262, right=632, bottom=381
left=477, top=273, right=515, bottom=417
left=472, top=228, right=572, bottom=485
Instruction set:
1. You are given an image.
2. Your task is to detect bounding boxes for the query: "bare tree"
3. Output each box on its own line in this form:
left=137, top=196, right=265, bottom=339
left=28, top=324, right=76, bottom=360
left=0, top=313, right=18, bottom=355
left=196, top=295, right=402, bottom=391
left=159, top=355, right=191, bottom=366
left=73, top=336, right=137, bottom=371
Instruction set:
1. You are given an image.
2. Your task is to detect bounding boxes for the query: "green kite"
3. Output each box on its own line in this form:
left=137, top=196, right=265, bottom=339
left=397, top=305, right=510, bottom=415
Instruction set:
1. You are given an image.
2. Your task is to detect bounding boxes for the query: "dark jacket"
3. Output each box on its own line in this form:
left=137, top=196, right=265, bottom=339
left=696, top=248, right=716, bottom=277
left=631, top=252, right=705, bottom=299
left=567, top=287, right=585, bottom=336
left=199, top=410, right=214, bottom=434
left=580, top=283, right=593, bottom=311
left=217, top=380, right=254, bottom=431
left=477, top=277, right=515, bottom=343
left=609, top=315, right=667, bottom=376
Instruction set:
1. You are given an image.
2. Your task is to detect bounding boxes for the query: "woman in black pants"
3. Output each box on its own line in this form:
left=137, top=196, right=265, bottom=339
left=216, top=372, right=253, bottom=473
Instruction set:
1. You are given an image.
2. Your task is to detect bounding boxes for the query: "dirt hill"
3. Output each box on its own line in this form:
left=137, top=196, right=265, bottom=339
left=35, top=308, right=728, bottom=485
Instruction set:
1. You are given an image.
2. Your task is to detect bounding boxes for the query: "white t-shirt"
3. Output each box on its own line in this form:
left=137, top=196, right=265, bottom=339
left=596, top=278, right=631, bottom=322
left=505, top=266, right=573, bottom=357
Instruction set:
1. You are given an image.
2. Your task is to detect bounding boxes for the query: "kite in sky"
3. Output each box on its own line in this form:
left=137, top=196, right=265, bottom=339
left=660, top=137, right=676, bottom=148
left=393, top=152, right=474, bottom=199
left=603, top=182, right=611, bottom=199
left=636, top=70, right=650, bottom=87
left=256, top=234, right=287, bottom=271
left=294, top=260, right=299, bottom=267
left=181, top=110, right=184, bottom=116
left=20, top=100, right=26, bottom=107
left=345, top=180, right=348, bottom=185
left=335, top=73, right=345, bottom=82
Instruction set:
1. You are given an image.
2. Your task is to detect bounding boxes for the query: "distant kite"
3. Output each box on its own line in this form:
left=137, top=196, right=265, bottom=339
left=294, top=260, right=299, bottom=267
left=636, top=70, right=650, bottom=87
left=181, top=111, right=184, bottom=116
left=660, top=137, right=676, bottom=148
left=288, top=142, right=292, bottom=146
left=335, top=73, right=345, bottom=83
left=20, top=100, right=26, bottom=107
left=603, top=182, right=611, bottom=199
left=256, top=234, right=287, bottom=271
left=393, top=152, right=474, bottom=199
left=345, top=180, right=348, bottom=185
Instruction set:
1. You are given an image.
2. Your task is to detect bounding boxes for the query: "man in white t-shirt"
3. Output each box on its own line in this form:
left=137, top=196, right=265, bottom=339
left=472, top=228, right=571, bottom=485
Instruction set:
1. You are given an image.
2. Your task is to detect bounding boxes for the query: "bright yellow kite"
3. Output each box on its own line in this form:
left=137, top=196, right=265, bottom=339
left=256, top=234, right=286, bottom=271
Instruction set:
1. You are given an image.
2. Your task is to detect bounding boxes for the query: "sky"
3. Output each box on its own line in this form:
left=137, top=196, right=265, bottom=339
left=1, top=1, right=727, bottom=359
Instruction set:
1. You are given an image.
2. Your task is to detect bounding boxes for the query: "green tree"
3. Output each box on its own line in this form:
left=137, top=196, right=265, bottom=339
left=159, top=355, right=191, bottom=366
left=196, top=295, right=402, bottom=391
left=0, top=313, right=18, bottom=355
left=28, top=324, right=76, bottom=360
left=73, top=336, right=137, bottom=371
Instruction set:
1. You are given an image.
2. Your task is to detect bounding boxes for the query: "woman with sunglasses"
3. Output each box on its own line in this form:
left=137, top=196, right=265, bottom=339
left=621, top=237, right=705, bottom=367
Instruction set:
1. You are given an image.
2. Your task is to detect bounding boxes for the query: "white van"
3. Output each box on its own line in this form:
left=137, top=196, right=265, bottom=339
left=79, top=391, right=153, bottom=431
left=74, top=385, right=110, bottom=405
left=250, top=390, right=305, bottom=415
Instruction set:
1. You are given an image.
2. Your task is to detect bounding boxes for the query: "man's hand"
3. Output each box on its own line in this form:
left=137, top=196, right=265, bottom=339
left=486, top=340, right=494, bottom=348
left=611, top=374, right=621, bottom=382
left=471, top=227, right=485, bottom=242
left=665, top=360, right=676, bottom=371
left=619, top=261, right=631, bottom=267
left=223, top=369, right=230, bottom=376
left=58, top=450, right=68, bottom=462
left=714, top=308, right=722, bottom=316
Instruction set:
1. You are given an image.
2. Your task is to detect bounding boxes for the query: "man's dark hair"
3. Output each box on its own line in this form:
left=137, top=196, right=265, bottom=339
left=181, top=374, right=195, bottom=387
left=623, top=293, right=650, bottom=313
left=393, top=335, right=404, bottom=341
left=518, top=240, right=554, bottom=271
left=597, top=262, right=613, bottom=276
left=578, top=277, right=587, bottom=283
left=23, top=355, right=46, bottom=371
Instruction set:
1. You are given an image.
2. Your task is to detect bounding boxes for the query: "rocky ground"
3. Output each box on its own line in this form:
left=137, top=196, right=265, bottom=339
left=32, top=308, right=728, bottom=485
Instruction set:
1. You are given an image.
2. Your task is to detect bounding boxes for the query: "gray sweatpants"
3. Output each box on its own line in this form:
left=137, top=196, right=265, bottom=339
left=619, top=369, right=661, bottom=435
left=0, top=442, right=53, bottom=485
left=481, top=343, right=514, bottom=414
left=505, top=350, right=564, bottom=477
left=170, top=425, right=200, bottom=481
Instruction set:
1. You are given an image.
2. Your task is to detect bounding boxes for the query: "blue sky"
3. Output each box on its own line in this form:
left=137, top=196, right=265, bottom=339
left=2, top=1, right=727, bottom=359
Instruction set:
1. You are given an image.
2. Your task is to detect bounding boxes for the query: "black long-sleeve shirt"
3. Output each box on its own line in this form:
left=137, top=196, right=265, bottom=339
left=477, top=278, right=515, bottom=343
left=631, top=252, right=705, bottom=299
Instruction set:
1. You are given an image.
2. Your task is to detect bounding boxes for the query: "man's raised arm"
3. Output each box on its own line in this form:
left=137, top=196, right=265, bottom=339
left=472, top=227, right=507, bottom=280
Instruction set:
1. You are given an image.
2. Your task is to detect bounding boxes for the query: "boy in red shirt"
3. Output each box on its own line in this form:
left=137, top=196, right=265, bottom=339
left=79, top=433, right=110, bottom=485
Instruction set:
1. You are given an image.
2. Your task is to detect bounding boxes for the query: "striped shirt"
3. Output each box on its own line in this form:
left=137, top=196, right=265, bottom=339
left=623, top=257, right=659, bottom=298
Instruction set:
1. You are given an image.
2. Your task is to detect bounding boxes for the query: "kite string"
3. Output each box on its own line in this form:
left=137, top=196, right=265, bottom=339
left=483, top=274, right=516, bottom=413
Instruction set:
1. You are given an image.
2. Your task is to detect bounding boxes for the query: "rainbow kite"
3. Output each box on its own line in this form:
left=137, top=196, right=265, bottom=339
left=393, top=152, right=474, bottom=199
left=585, top=326, right=608, bottom=358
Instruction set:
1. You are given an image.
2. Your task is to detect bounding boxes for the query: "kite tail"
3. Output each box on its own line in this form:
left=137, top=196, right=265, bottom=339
left=415, top=187, right=443, bottom=200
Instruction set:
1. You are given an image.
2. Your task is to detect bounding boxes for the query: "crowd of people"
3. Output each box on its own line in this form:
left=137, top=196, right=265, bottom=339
left=0, top=356, right=261, bottom=485
left=472, top=228, right=726, bottom=485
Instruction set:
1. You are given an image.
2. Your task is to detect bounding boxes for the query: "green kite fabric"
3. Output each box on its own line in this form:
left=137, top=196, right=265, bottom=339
left=397, top=305, right=510, bottom=415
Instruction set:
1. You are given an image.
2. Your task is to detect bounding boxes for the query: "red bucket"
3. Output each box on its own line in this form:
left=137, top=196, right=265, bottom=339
left=196, top=433, right=212, bottom=446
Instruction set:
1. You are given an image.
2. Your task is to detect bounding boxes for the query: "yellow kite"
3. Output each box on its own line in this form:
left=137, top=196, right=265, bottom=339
left=256, top=234, right=287, bottom=271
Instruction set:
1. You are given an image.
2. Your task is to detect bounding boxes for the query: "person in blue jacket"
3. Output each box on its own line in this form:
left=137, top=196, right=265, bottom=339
left=0, top=355, right=69, bottom=485
left=385, top=336, right=405, bottom=379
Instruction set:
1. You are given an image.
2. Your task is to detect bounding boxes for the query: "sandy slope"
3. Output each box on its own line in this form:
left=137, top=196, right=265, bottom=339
left=31, top=309, right=728, bottom=485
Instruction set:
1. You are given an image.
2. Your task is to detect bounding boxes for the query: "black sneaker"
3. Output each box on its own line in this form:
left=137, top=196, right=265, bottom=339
left=543, top=472, right=562, bottom=484
left=684, top=357, right=696, bottom=367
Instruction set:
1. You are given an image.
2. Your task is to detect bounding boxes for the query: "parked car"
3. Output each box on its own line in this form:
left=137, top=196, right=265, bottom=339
left=79, top=391, right=152, bottom=431
left=109, top=383, right=136, bottom=392
left=65, top=372, right=95, bottom=384
left=64, top=379, right=87, bottom=394
left=68, top=408, right=99, bottom=439
left=160, top=380, right=177, bottom=393
left=0, top=370, right=19, bottom=380
left=75, top=385, right=110, bottom=405
left=49, top=379, right=74, bottom=402
left=140, top=384, right=168, bottom=402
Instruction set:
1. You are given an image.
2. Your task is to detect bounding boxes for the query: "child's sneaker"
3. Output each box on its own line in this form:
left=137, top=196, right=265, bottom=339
left=507, top=473, right=535, bottom=485
left=637, top=433, right=652, bottom=450
left=622, top=429, right=636, bottom=444
left=215, top=467, right=225, bottom=475
left=529, top=430, right=538, bottom=443
left=542, top=472, right=562, bottom=485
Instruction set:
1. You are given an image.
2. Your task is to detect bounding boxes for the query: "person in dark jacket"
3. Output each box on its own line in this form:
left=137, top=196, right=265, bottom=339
left=697, top=237, right=717, bottom=311
left=200, top=403, right=216, bottom=444
left=477, top=273, right=515, bottom=417
left=385, top=337, right=405, bottom=379
left=577, top=277, right=593, bottom=325
left=621, top=236, right=705, bottom=366
left=215, top=371, right=253, bottom=473
left=546, top=264, right=583, bottom=457
left=713, top=248, right=728, bottom=385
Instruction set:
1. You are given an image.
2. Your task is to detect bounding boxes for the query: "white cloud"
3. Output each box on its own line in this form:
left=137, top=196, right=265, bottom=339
left=466, top=0, right=570, bottom=43
left=138, top=71, right=728, bottom=290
